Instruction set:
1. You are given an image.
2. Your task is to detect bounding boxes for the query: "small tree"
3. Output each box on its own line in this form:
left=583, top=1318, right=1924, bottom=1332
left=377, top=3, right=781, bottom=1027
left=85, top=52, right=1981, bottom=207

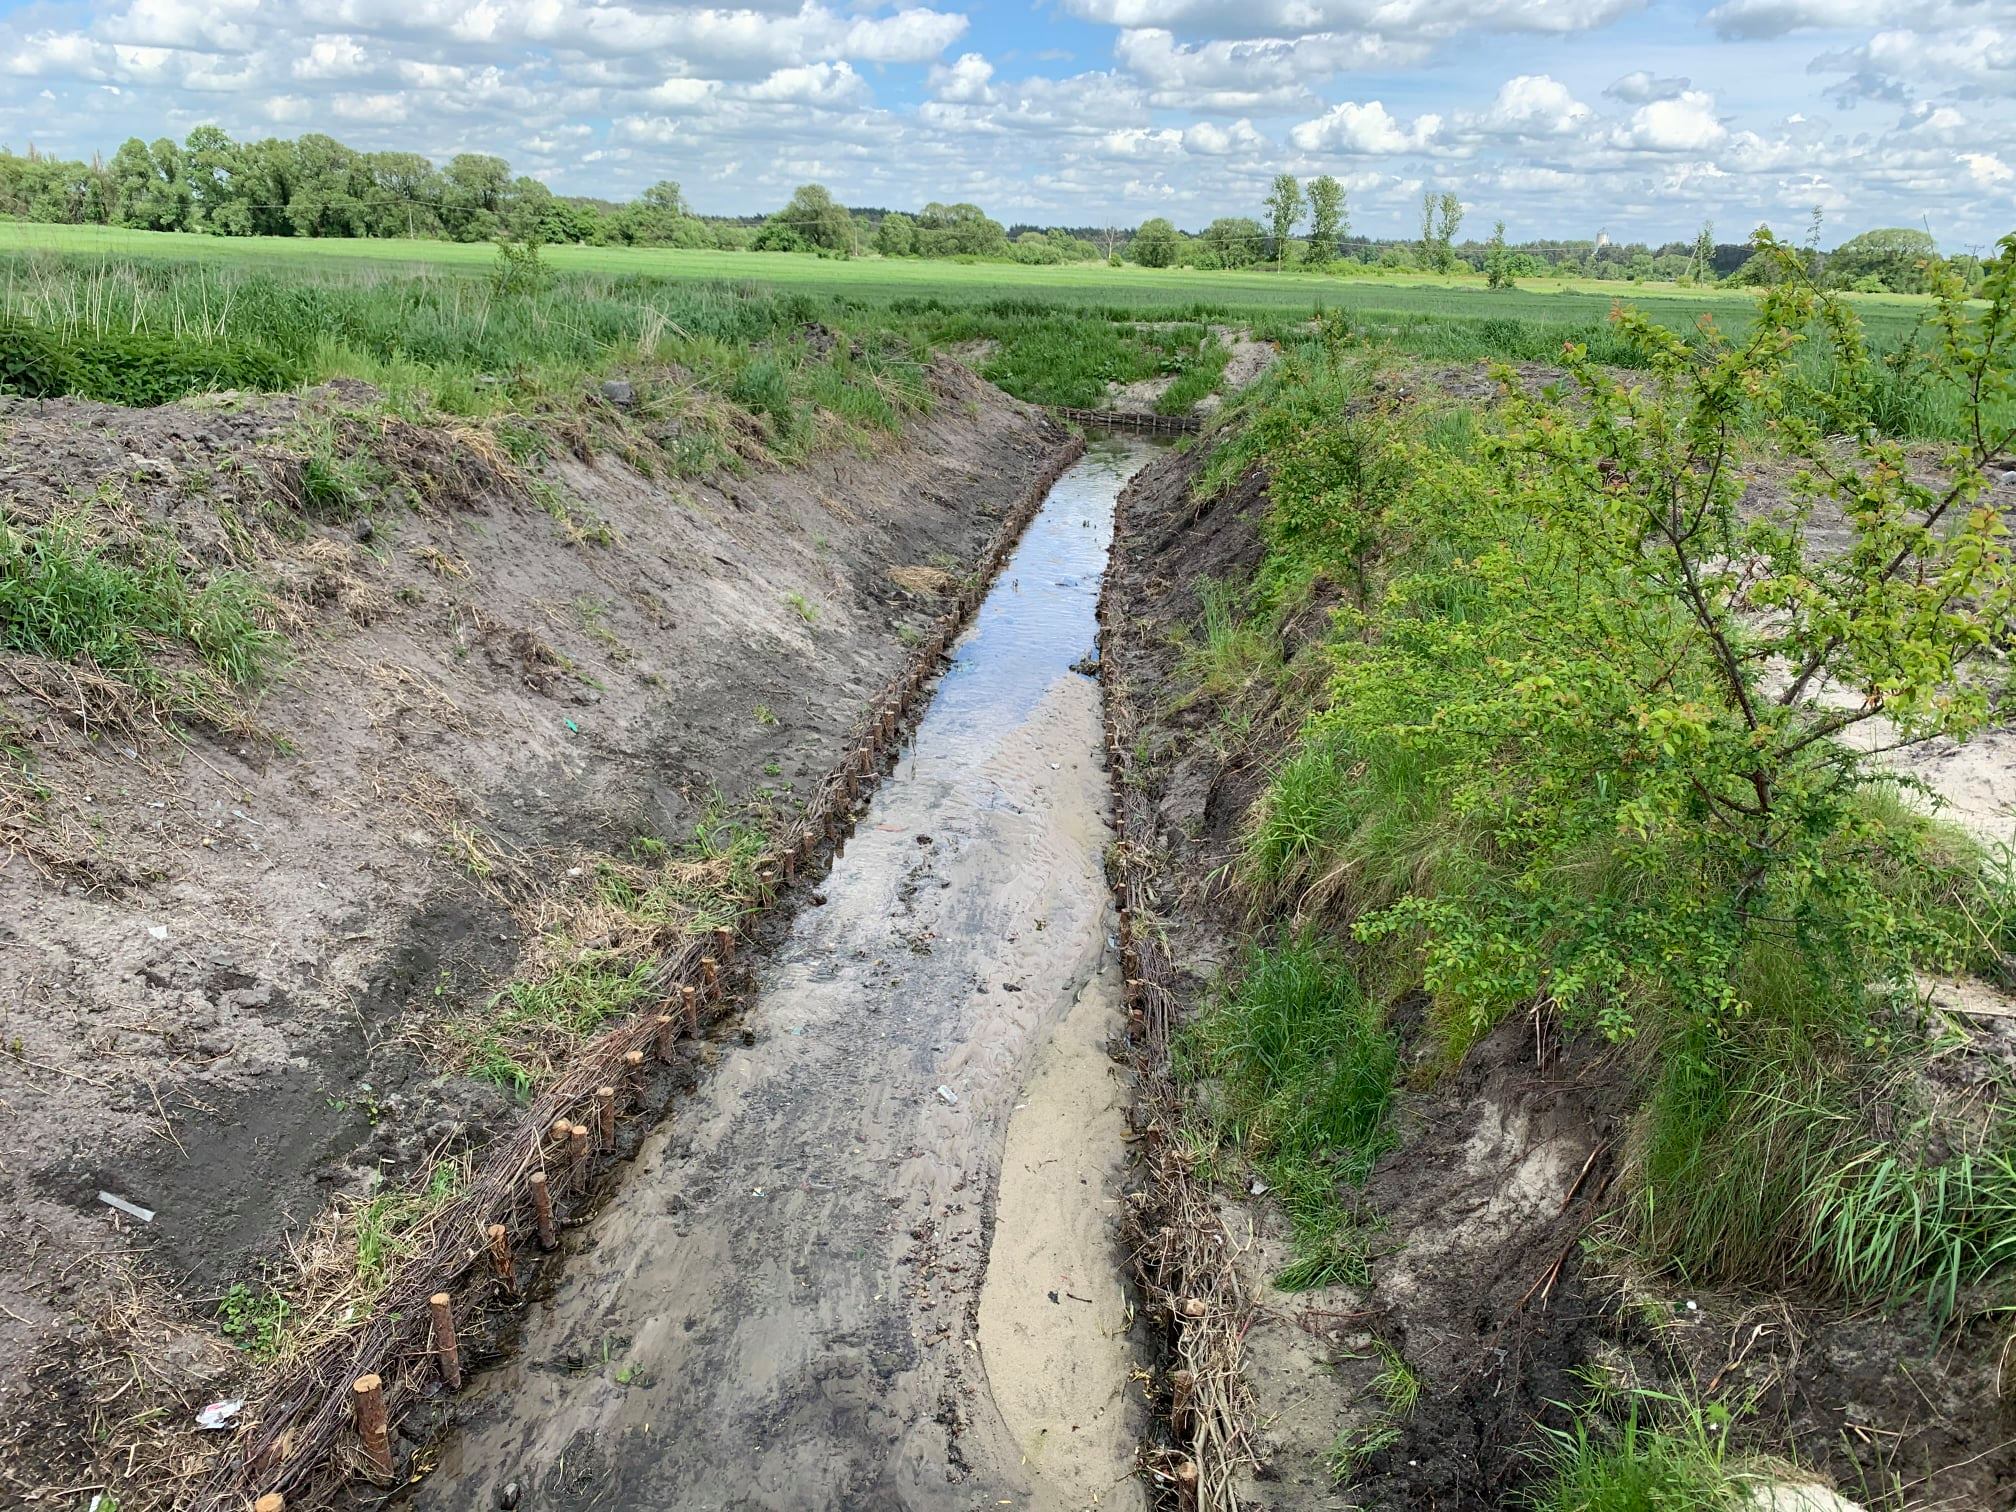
left=1304, top=175, right=1346, bottom=269
left=1132, top=217, right=1180, bottom=268
left=766, top=183, right=856, bottom=256
left=1435, top=192, right=1463, bottom=272
left=1265, top=173, right=1304, bottom=271
left=1684, top=219, right=1715, bottom=285
left=1484, top=220, right=1514, bottom=290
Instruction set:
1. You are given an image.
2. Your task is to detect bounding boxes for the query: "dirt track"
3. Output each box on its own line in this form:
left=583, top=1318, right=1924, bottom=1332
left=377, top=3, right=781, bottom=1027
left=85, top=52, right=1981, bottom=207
left=413, top=442, right=1155, bottom=1510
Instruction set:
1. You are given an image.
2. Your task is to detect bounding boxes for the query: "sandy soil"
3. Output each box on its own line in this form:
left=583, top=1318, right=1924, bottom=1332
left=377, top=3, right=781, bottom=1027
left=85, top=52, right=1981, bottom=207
left=0, top=361, right=1074, bottom=1502
left=977, top=958, right=1141, bottom=1512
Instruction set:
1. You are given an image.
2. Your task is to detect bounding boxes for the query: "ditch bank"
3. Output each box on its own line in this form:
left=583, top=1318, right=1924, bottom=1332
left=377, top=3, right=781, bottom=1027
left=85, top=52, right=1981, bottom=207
left=0, top=358, right=1075, bottom=1506
left=1099, top=393, right=2016, bottom=1510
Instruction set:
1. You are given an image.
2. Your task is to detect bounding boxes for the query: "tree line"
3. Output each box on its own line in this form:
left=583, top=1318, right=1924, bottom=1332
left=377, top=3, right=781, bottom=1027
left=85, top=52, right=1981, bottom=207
left=0, top=127, right=1962, bottom=294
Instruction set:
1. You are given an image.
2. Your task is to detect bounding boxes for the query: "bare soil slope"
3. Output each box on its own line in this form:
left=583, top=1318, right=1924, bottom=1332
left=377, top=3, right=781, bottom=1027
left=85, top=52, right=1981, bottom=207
left=0, top=360, right=1071, bottom=1501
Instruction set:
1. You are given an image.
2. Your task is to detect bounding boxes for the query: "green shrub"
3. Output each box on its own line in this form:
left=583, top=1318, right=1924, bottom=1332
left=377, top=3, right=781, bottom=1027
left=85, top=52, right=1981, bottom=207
left=0, top=318, right=297, bottom=405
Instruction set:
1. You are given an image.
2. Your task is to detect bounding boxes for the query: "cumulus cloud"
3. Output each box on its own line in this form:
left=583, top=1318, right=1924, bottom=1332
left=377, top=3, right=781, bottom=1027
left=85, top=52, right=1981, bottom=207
left=1291, top=99, right=1442, bottom=154
left=1468, top=73, right=1591, bottom=135
left=1114, top=27, right=1425, bottom=111
left=1612, top=89, right=1727, bottom=151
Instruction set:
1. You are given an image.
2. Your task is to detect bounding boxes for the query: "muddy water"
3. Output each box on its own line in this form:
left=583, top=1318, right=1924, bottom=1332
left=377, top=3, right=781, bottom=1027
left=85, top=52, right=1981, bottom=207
left=416, top=439, right=1156, bottom=1512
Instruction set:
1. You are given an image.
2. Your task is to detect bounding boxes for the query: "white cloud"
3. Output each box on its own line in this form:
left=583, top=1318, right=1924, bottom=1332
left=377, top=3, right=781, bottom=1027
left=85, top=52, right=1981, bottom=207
left=742, top=60, right=866, bottom=107
left=1605, top=69, right=1690, bottom=103
left=927, top=51, right=994, bottom=104
left=1469, top=74, right=1591, bottom=136
left=1613, top=89, right=1727, bottom=151
left=1291, top=99, right=1442, bottom=154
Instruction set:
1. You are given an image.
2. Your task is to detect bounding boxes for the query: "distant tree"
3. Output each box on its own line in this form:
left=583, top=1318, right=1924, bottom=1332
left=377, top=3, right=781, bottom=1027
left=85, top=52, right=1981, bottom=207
left=914, top=202, right=1008, bottom=258
left=442, top=152, right=510, bottom=240
left=1484, top=220, right=1515, bottom=290
left=1264, top=173, right=1304, bottom=270
left=1685, top=221, right=1717, bottom=286
left=875, top=211, right=915, bottom=256
left=1132, top=216, right=1180, bottom=268
left=766, top=183, right=856, bottom=255
left=641, top=180, right=686, bottom=215
left=1303, top=175, right=1346, bottom=268
left=1827, top=227, right=1939, bottom=293
left=1201, top=216, right=1264, bottom=269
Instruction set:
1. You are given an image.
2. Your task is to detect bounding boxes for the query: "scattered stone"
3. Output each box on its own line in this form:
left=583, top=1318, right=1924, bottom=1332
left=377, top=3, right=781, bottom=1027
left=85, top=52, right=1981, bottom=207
left=353, top=516, right=374, bottom=543
left=600, top=379, right=636, bottom=407
left=497, top=1481, right=522, bottom=1510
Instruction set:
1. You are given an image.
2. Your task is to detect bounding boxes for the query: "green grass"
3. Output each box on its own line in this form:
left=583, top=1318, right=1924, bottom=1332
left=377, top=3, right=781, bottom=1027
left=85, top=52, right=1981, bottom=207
left=0, top=509, right=282, bottom=723
left=1523, top=1391, right=1749, bottom=1512
left=1178, top=934, right=1397, bottom=1288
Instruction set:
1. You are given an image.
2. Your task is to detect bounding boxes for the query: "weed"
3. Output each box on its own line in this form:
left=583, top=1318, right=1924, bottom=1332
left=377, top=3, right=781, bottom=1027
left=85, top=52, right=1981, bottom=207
left=785, top=592, right=818, bottom=624
left=216, top=1281, right=291, bottom=1359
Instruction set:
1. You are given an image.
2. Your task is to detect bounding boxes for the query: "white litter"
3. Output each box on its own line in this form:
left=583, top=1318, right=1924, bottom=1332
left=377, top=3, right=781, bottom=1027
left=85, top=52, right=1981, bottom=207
left=98, top=1191, right=155, bottom=1224
left=195, top=1398, right=244, bottom=1430
left=146, top=924, right=169, bottom=941
left=935, top=1085, right=959, bottom=1105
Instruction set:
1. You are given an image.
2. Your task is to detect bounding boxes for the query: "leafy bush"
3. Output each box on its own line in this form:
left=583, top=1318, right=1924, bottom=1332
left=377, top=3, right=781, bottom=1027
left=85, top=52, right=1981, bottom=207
left=1217, top=232, right=2016, bottom=1312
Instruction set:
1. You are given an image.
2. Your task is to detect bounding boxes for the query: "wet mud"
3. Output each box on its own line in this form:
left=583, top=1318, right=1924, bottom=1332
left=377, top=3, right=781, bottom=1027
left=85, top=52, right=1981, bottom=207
left=414, top=440, right=1158, bottom=1512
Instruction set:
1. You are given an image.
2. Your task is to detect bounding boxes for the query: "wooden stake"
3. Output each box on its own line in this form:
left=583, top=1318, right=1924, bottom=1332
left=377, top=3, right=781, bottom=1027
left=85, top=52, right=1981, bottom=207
left=596, top=1086, right=617, bottom=1151
left=352, top=1373, right=393, bottom=1479
left=487, top=1223, right=516, bottom=1294
left=783, top=849, right=797, bottom=883
left=622, top=1048, right=645, bottom=1102
left=1170, top=1368, right=1197, bottom=1438
left=255, top=1496, right=285, bottom=1512
left=429, top=1292, right=461, bottom=1391
left=1174, top=1457, right=1199, bottom=1511
left=569, top=1122, right=590, bottom=1188
left=682, top=983, right=700, bottom=1036
left=713, top=925, right=734, bottom=964
left=529, top=1170, right=557, bottom=1250
left=654, top=1013, right=676, bottom=1062
left=700, top=955, right=719, bottom=998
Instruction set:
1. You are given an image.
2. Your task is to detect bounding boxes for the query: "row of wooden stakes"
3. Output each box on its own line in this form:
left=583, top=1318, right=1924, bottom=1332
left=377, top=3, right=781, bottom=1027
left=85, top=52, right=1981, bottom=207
left=311, top=539, right=1013, bottom=1493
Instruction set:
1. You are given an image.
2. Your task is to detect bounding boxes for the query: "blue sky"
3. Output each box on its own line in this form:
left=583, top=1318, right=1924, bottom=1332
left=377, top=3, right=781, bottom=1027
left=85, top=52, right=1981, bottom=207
left=1, top=0, right=2011, bottom=245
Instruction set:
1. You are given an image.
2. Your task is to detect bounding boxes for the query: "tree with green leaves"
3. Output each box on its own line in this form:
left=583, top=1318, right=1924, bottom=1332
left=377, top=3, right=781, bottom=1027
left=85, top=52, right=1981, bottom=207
left=1303, top=175, right=1346, bottom=268
left=1827, top=227, right=1939, bottom=293
left=1132, top=216, right=1180, bottom=268
left=1265, top=173, right=1304, bottom=271
left=763, top=183, right=856, bottom=256
left=1484, top=220, right=1514, bottom=289
left=1202, top=216, right=1265, bottom=269
left=874, top=211, right=915, bottom=256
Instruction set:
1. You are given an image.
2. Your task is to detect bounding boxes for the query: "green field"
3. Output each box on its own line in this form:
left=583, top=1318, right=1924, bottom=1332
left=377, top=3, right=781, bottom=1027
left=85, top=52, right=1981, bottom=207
left=0, top=219, right=1964, bottom=437
left=0, top=218, right=1941, bottom=339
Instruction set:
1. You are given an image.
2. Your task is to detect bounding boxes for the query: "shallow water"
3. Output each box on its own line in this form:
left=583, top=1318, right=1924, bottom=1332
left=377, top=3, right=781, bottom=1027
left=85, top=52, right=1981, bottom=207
left=414, top=437, right=1157, bottom=1511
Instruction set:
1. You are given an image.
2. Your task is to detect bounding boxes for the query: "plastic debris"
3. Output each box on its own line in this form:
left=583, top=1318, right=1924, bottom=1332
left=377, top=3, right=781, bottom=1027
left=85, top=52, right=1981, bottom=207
left=98, top=1191, right=155, bottom=1224
left=196, top=1398, right=243, bottom=1430
left=935, top=1085, right=959, bottom=1105
left=146, top=924, right=169, bottom=941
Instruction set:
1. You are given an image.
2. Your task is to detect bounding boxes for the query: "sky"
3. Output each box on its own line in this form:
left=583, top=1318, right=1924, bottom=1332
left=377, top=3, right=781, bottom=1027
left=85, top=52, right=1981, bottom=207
left=0, top=0, right=2011, bottom=245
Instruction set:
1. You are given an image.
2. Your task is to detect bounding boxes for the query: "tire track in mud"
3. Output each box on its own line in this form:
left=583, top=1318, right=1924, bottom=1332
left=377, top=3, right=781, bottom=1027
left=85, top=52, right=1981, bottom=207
left=414, top=441, right=1159, bottom=1512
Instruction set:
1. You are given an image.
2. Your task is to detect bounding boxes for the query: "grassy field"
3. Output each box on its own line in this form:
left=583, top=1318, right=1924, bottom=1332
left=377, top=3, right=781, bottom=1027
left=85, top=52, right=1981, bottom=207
left=0, top=218, right=1943, bottom=340
left=0, top=219, right=1968, bottom=437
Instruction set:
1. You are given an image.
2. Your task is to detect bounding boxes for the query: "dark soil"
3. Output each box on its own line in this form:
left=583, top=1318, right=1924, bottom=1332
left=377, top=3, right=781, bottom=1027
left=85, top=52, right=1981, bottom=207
left=0, top=361, right=1072, bottom=1504
left=1102, top=397, right=2016, bottom=1511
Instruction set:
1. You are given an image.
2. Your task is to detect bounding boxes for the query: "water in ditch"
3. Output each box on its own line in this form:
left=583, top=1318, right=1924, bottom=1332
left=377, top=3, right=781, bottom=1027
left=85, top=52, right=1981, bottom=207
left=415, top=436, right=1158, bottom=1512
